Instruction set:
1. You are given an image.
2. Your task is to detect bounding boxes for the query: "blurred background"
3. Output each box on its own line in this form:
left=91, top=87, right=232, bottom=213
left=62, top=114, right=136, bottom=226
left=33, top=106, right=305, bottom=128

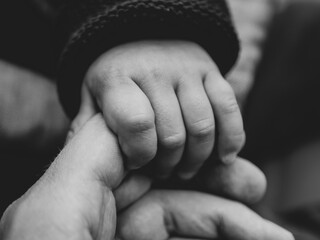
left=1, top=1, right=320, bottom=239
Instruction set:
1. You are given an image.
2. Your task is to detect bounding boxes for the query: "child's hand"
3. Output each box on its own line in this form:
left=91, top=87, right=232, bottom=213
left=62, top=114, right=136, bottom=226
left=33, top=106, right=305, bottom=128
left=70, top=40, right=245, bottom=179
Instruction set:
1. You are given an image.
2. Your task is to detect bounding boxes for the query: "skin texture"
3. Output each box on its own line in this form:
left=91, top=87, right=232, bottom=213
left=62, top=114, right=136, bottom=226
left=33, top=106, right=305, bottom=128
left=70, top=40, right=245, bottom=180
left=0, top=115, right=294, bottom=240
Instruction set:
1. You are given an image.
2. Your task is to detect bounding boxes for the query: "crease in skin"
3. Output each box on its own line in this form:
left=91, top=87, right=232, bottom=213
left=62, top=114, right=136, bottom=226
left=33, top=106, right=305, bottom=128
left=117, top=198, right=168, bottom=240
left=163, top=204, right=176, bottom=236
left=156, top=191, right=215, bottom=239
left=172, top=193, right=220, bottom=239
left=59, top=114, right=125, bottom=189
left=91, top=189, right=108, bottom=240
left=59, top=115, right=121, bottom=240
left=114, top=173, right=153, bottom=211
left=96, top=190, right=117, bottom=240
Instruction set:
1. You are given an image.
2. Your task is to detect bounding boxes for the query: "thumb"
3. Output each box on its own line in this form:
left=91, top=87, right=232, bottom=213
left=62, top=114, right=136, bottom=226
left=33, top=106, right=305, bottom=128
left=1, top=114, right=124, bottom=240
left=65, top=84, right=97, bottom=144
left=56, top=114, right=125, bottom=188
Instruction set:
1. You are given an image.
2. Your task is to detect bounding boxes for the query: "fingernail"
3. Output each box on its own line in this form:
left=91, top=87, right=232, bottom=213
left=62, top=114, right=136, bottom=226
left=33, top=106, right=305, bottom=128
left=126, top=162, right=142, bottom=170
left=221, top=153, right=237, bottom=164
left=124, top=157, right=147, bottom=170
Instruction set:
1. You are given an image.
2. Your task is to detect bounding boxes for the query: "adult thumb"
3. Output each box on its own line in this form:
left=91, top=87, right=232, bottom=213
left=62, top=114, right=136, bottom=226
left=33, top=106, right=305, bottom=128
left=1, top=114, right=124, bottom=240
left=65, top=85, right=97, bottom=144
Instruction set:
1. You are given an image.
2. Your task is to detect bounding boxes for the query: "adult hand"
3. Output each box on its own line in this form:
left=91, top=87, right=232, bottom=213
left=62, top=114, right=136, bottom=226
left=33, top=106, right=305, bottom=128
left=118, top=190, right=294, bottom=240
left=1, top=115, right=123, bottom=240
left=115, top=156, right=267, bottom=211
left=70, top=40, right=245, bottom=180
left=0, top=115, right=293, bottom=240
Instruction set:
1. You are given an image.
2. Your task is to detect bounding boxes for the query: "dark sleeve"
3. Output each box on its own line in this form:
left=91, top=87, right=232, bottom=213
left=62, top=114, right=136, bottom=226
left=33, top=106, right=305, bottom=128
left=55, top=0, right=240, bottom=118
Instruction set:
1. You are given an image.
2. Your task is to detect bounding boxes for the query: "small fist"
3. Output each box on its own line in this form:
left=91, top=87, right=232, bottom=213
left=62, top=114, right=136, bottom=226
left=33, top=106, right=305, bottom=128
left=71, top=40, right=245, bottom=179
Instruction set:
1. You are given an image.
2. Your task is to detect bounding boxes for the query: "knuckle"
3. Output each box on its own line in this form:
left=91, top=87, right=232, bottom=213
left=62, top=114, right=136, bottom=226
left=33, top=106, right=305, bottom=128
left=123, top=114, right=155, bottom=134
left=96, top=65, right=123, bottom=82
left=134, top=66, right=165, bottom=82
left=89, top=65, right=126, bottom=91
left=220, top=97, right=240, bottom=115
left=189, top=119, right=215, bottom=141
left=223, top=130, right=246, bottom=154
left=207, top=67, right=223, bottom=79
left=150, top=67, right=164, bottom=80
left=228, top=130, right=246, bottom=150
left=141, top=66, right=170, bottom=84
left=160, top=133, right=186, bottom=150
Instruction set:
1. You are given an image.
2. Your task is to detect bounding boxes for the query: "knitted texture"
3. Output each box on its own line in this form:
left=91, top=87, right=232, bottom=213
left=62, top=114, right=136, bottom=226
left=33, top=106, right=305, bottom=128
left=56, top=0, right=240, bottom=118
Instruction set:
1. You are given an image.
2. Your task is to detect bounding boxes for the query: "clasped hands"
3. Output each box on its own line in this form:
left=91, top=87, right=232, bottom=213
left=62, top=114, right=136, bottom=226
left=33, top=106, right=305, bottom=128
left=1, top=115, right=292, bottom=240
left=0, top=41, right=293, bottom=240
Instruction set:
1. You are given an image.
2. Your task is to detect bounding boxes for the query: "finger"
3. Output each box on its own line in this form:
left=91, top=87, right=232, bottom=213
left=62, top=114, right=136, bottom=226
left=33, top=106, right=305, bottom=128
left=65, top=85, right=97, bottom=144
left=204, top=71, right=245, bottom=164
left=152, top=157, right=266, bottom=204
left=141, top=84, right=186, bottom=179
left=56, top=114, right=126, bottom=189
left=114, top=173, right=152, bottom=211
left=176, top=80, right=215, bottom=180
left=44, top=114, right=126, bottom=238
left=51, top=114, right=125, bottom=239
left=94, top=77, right=157, bottom=170
left=118, top=190, right=294, bottom=240
left=198, top=157, right=267, bottom=204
